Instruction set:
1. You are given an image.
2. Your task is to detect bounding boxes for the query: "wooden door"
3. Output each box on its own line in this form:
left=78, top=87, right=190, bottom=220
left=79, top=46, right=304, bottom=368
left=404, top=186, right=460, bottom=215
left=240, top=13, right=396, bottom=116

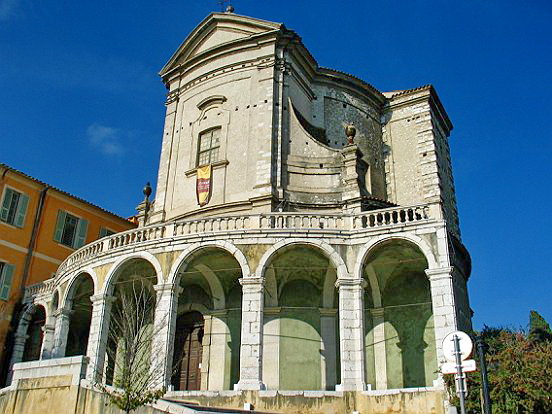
left=172, top=312, right=204, bottom=390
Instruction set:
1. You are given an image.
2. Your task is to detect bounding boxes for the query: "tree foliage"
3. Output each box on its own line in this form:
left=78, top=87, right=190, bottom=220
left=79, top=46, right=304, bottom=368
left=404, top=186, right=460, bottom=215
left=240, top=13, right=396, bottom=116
left=529, top=310, right=552, bottom=342
left=444, top=312, right=552, bottom=413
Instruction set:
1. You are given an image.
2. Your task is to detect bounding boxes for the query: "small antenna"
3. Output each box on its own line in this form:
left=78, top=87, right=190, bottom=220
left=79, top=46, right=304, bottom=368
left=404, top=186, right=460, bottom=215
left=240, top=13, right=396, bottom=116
left=217, top=0, right=230, bottom=12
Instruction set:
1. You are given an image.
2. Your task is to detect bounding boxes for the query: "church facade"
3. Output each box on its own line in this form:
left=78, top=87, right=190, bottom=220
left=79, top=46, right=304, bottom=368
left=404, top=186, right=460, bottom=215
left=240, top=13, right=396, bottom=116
left=5, top=10, right=471, bottom=412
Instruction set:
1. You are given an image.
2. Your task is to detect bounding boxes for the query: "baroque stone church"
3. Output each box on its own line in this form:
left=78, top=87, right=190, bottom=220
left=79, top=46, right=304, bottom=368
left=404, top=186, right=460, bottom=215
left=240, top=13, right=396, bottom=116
left=3, top=8, right=472, bottom=414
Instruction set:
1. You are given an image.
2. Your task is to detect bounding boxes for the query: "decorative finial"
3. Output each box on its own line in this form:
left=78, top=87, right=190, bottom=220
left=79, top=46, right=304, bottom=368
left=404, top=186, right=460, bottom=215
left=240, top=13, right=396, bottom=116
left=143, top=182, right=152, bottom=200
left=226, top=4, right=235, bottom=13
left=345, top=124, right=356, bottom=144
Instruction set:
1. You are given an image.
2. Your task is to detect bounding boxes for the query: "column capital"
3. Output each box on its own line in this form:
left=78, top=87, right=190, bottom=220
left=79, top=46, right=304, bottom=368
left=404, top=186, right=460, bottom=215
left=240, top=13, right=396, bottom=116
left=14, top=333, right=29, bottom=343
left=335, top=278, right=367, bottom=289
left=153, top=283, right=177, bottom=293
left=53, top=307, right=73, bottom=318
left=42, top=324, right=55, bottom=333
left=207, top=309, right=229, bottom=318
left=90, top=294, right=116, bottom=305
left=239, top=277, right=264, bottom=287
left=425, top=266, right=454, bottom=280
left=319, top=308, right=338, bottom=317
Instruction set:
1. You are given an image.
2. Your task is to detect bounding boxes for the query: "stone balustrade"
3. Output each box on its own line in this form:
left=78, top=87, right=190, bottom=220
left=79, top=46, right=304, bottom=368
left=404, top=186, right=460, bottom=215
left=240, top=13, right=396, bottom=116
left=24, top=279, right=56, bottom=302
left=54, top=202, right=442, bottom=280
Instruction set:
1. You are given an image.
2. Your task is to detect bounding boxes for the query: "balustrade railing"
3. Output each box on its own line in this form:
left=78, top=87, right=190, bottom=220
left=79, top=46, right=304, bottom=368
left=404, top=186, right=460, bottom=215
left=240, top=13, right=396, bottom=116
left=24, top=279, right=55, bottom=301
left=56, top=203, right=441, bottom=277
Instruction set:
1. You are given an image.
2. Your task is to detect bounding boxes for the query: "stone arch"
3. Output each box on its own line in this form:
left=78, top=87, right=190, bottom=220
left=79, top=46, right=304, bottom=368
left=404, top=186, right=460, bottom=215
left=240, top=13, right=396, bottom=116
left=102, top=252, right=163, bottom=295
left=258, top=240, right=342, bottom=391
left=169, top=241, right=246, bottom=391
left=21, top=304, right=47, bottom=362
left=193, top=264, right=225, bottom=310
left=358, top=235, right=436, bottom=389
left=168, top=240, right=251, bottom=285
left=353, top=234, right=438, bottom=281
left=103, top=256, right=158, bottom=387
left=255, top=238, right=348, bottom=280
left=61, top=267, right=99, bottom=309
left=63, top=272, right=95, bottom=357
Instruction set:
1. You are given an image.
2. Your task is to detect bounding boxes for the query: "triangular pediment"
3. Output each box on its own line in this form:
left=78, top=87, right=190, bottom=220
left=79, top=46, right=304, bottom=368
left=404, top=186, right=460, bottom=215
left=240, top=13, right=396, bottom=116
left=160, top=13, right=283, bottom=76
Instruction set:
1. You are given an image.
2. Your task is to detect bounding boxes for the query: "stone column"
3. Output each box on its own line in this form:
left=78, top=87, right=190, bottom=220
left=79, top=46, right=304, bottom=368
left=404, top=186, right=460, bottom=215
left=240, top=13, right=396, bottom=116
left=320, top=308, right=338, bottom=390
left=370, top=307, right=387, bottom=389
left=51, top=308, right=72, bottom=358
left=151, top=283, right=179, bottom=389
left=234, top=277, right=265, bottom=390
left=341, top=143, right=363, bottom=213
left=40, top=322, right=56, bottom=359
left=426, top=267, right=459, bottom=368
left=7, top=332, right=28, bottom=379
left=205, top=310, right=229, bottom=390
left=86, top=294, right=115, bottom=382
left=262, top=307, right=281, bottom=390
left=336, top=278, right=366, bottom=391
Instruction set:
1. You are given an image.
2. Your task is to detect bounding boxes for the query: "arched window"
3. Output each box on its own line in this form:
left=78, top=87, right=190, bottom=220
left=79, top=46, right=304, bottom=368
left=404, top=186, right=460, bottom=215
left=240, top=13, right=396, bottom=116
left=197, top=128, right=221, bottom=166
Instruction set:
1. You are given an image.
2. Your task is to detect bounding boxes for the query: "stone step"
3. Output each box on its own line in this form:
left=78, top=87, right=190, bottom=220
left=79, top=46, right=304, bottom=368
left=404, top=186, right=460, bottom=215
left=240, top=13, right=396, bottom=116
left=161, top=398, right=274, bottom=414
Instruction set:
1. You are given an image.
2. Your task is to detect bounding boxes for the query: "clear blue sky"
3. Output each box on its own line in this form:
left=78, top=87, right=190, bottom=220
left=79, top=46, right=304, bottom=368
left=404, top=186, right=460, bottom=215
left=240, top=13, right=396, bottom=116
left=1, top=1, right=550, bottom=330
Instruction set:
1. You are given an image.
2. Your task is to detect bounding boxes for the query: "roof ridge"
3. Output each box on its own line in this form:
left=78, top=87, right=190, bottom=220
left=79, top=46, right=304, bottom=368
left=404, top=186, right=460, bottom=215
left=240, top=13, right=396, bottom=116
left=318, top=67, right=384, bottom=98
left=388, top=84, right=433, bottom=99
left=0, top=163, right=133, bottom=223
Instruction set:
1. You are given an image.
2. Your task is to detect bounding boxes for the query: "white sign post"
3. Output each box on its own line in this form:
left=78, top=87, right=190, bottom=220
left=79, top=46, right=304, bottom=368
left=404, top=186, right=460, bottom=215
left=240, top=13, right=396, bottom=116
left=442, top=331, right=474, bottom=414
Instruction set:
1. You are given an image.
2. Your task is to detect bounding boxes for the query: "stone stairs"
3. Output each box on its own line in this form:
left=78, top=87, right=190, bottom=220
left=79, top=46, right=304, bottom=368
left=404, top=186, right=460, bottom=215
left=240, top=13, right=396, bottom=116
left=161, top=399, right=274, bottom=414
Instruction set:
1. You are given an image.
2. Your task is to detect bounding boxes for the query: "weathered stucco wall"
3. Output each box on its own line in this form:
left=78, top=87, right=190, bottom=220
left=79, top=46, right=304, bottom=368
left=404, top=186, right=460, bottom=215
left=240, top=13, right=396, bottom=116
left=1, top=383, right=448, bottom=414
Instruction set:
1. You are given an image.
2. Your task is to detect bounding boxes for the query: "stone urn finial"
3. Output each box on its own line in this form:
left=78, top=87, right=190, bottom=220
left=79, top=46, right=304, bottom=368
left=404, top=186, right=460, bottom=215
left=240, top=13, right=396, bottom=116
left=345, top=124, right=356, bottom=144
left=143, top=182, right=152, bottom=200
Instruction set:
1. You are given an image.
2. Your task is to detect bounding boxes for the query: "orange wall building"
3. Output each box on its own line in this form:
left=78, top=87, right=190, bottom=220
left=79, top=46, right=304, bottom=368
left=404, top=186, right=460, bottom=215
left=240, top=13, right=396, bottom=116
left=0, top=163, right=136, bottom=376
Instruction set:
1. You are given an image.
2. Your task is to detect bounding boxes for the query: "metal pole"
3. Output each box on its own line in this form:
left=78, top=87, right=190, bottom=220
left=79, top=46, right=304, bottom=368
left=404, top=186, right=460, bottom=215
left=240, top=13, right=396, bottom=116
left=476, top=336, right=492, bottom=414
left=453, top=334, right=467, bottom=414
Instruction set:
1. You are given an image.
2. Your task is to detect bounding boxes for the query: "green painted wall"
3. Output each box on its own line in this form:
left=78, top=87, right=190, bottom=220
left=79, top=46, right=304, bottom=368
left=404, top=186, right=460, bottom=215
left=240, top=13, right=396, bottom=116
left=279, top=310, right=321, bottom=390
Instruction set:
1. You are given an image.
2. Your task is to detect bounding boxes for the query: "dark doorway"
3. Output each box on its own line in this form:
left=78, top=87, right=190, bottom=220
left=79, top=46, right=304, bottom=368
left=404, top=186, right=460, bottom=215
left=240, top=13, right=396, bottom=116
left=172, top=311, right=204, bottom=391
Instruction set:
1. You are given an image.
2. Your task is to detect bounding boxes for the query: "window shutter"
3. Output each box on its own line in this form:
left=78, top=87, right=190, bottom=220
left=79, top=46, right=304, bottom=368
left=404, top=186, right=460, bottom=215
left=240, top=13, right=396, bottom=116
left=0, top=188, right=13, bottom=222
left=14, top=193, right=29, bottom=228
left=54, top=210, right=66, bottom=242
left=74, top=218, right=89, bottom=248
left=0, top=264, right=15, bottom=300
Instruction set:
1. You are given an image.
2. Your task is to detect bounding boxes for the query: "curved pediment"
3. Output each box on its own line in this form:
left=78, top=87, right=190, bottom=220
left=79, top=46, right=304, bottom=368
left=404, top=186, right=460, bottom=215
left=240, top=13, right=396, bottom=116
left=160, top=12, right=283, bottom=76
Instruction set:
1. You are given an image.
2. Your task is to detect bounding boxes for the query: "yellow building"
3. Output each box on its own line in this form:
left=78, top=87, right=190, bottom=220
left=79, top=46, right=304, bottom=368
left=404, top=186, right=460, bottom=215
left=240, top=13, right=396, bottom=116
left=0, top=163, right=136, bottom=382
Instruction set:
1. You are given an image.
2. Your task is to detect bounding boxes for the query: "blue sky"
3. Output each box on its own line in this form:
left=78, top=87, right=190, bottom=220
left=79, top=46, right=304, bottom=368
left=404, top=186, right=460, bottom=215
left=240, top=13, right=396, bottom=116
left=1, top=1, right=551, bottom=330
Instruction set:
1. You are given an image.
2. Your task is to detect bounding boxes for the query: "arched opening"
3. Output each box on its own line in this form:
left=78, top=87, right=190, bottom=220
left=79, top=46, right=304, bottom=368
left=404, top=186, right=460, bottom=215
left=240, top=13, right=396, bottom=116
left=104, top=259, right=157, bottom=386
left=172, top=247, right=243, bottom=391
left=262, top=245, right=339, bottom=390
left=65, top=273, right=94, bottom=357
left=22, top=305, right=46, bottom=362
left=362, top=239, right=436, bottom=389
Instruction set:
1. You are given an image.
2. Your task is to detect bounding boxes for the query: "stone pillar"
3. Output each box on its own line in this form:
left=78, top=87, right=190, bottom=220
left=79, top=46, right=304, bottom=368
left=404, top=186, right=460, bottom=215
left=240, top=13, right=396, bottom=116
left=86, top=294, right=115, bottom=382
left=370, top=307, right=387, bottom=389
left=151, top=283, right=179, bottom=389
left=205, top=311, right=229, bottom=390
left=7, top=332, right=28, bottom=379
left=51, top=308, right=72, bottom=358
left=336, top=278, right=366, bottom=391
left=40, top=322, right=56, bottom=359
left=262, top=307, right=280, bottom=390
left=341, top=143, right=363, bottom=213
left=234, top=277, right=265, bottom=390
left=426, top=267, right=459, bottom=367
left=320, top=308, right=338, bottom=390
